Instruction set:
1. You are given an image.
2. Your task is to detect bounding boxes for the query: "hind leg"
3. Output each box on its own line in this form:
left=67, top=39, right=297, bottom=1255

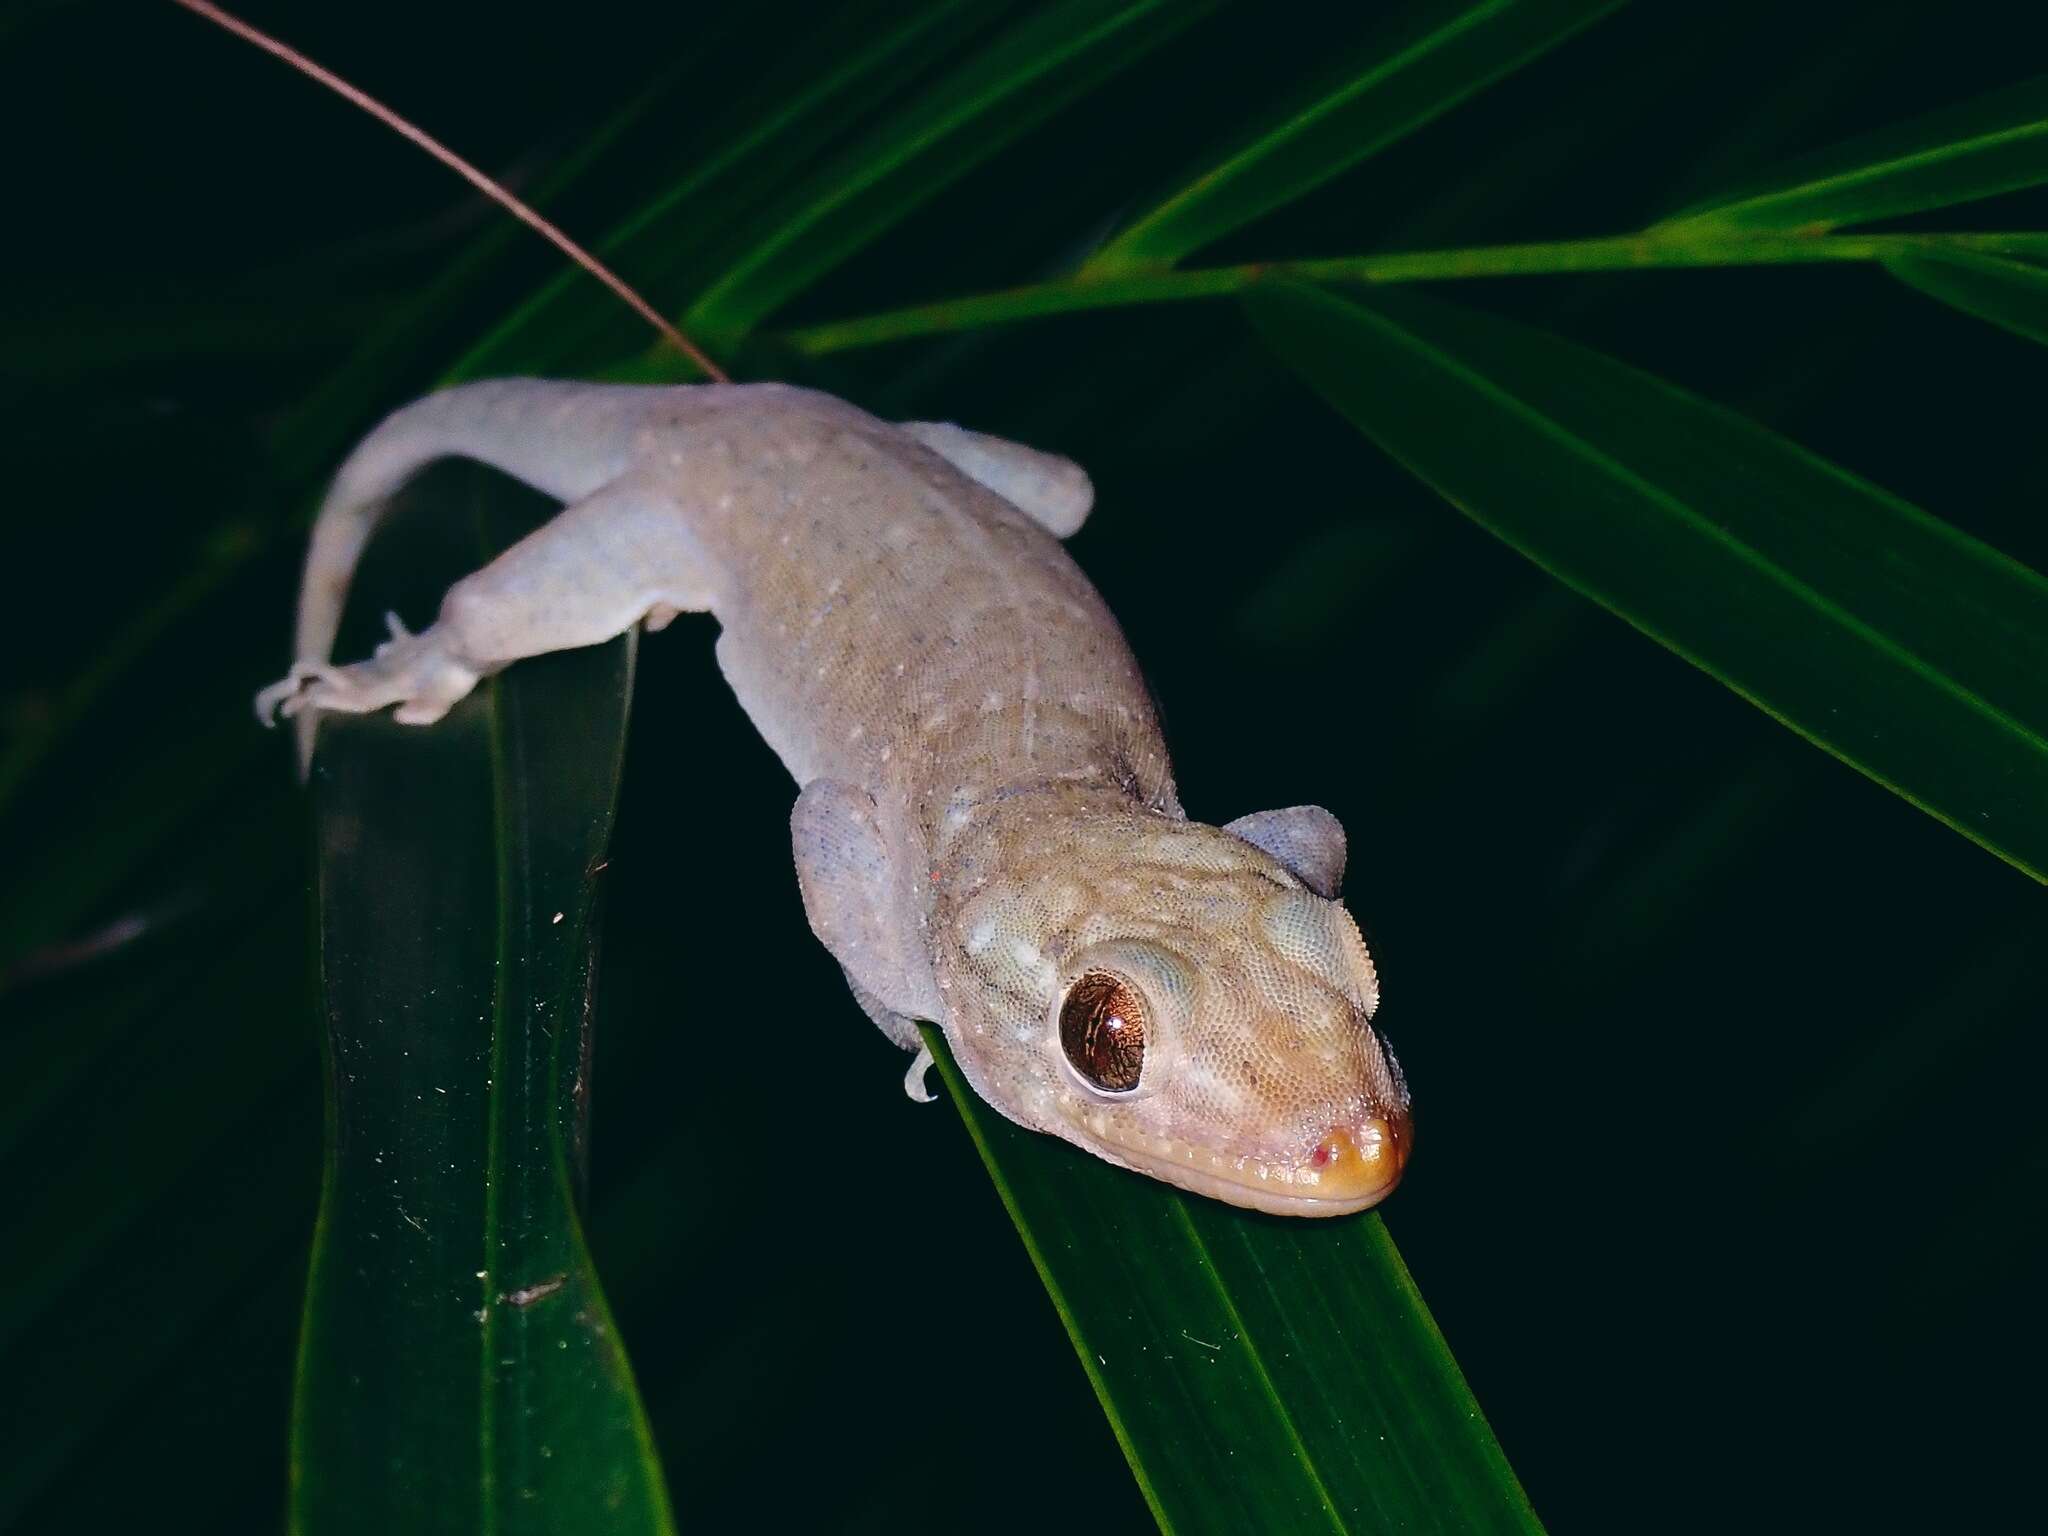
left=258, top=476, right=718, bottom=733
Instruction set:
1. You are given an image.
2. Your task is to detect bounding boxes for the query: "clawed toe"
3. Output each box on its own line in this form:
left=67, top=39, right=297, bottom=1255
left=254, top=631, right=480, bottom=737
left=254, top=663, right=338, bottom=726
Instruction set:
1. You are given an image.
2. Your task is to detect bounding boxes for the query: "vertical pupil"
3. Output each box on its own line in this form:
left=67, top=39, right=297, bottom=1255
left=1060, top=971, right=1147, bottom=1093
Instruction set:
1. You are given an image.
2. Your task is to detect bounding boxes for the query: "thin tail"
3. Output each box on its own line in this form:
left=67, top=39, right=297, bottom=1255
left=277, top=378, right=658, bottom=770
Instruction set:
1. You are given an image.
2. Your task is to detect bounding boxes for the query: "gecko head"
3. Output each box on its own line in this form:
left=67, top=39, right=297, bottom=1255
left=936, top=800, right=1409, bottom=1217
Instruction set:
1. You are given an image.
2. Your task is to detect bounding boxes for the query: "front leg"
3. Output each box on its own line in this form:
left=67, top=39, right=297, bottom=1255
left=257, top=476, right=718, bottom=755
left=791, top=780, right=932, bottom=1089
left=255, top=611, right=481, bottom=728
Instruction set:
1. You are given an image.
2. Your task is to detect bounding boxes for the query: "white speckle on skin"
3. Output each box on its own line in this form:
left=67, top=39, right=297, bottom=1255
left=966, top=919, right=996, bottom=955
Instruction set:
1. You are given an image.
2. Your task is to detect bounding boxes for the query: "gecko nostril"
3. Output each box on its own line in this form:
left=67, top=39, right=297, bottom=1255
left=1307, top=1110, right=1411, bottom=1199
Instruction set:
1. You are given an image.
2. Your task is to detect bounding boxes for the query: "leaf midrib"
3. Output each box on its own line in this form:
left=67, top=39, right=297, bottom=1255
left=1169, top=1201, right=1351, bottom=1535
left=686, top=0, right=1171, bottom=324
left=1328, top=289, right=2048, bottom=763
left=1096, top=0, right=1524, bottom=266
left=1674, top=114, right=2048, bottom=229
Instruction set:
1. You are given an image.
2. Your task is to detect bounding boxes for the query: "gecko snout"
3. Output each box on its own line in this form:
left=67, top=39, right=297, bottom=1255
left=1305, top=1108, right=1412, bottom=1205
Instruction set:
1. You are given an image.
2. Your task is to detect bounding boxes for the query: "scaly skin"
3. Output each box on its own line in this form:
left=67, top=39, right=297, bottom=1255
left=258, top=380, right=1410, bottom=1215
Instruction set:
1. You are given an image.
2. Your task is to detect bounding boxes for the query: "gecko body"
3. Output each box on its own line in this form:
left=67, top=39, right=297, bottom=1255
left=258, top=381, right=1410, bottom=1215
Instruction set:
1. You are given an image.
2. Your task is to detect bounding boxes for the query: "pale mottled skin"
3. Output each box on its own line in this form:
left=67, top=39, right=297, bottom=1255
left=258, top=380, right=1411, bottom=1215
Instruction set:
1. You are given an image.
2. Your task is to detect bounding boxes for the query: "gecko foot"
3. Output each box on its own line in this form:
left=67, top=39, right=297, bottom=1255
left=254, top=625, right=481, bottom=729
left=902, top=1042, right=936, bottom=1104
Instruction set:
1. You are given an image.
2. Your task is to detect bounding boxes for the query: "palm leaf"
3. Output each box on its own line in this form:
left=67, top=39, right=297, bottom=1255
left=1242, top=279, right=2048, bottom=882
left=679, top=0, right=1223, bottom=346
left=928, top=1027, right=1538, bottom=1534
left=1887, top=248, right=2048, bottom=347
left=291, top=469, right=666, bottom=1531
left=1084, top=0, right=1624, bottom=273
left=1660, top=71, right=2048, bottom=231
left=15, top=4, right=2048, bottom=1529
left=452, top=0, right=1020, bottom=379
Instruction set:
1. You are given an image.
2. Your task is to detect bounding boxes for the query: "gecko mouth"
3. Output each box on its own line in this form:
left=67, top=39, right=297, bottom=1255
left=1059, top=1105, right=1411, bottom=1217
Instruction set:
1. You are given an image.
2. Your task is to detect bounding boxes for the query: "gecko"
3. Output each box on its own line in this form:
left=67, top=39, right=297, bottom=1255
left=256, top=380, right=1410, bottom=1215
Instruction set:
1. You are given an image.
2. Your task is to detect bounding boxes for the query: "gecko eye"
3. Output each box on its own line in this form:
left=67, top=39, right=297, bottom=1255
left=1059, top=970, right=1148, bottom=1094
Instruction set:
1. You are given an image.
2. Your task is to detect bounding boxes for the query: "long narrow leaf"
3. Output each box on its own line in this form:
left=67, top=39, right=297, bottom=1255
left=293, top=471, right=667, bottom=1532
left=1243, top=280, right=2048, bottom=882
left=927, top=1027, right=1541, bottom=1535
left=1886, top=248, right=2048, bottom=347
left=1660, top=72, right=2048, bottom=232
left=1086, top=0, right=1624, bottom=274
left=451, top=0, right=1015, bottom=379
left=680, top=0, right=1222, bottom=344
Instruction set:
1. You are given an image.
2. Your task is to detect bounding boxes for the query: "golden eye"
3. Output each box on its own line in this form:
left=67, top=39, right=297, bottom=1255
left=1059, top=970, right=1147, bottom=1094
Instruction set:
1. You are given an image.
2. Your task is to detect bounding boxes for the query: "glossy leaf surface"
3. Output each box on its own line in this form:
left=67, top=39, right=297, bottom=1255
left=1087, top=0, right=1624, bottom=273
left=678, top=0, right=1222, bottom=345
left=293, top=470, right=666, bottom=1532
left=1244, top=280, right=2048, bottom=882
left=1661, top=71, right=2048, bottom=231
left=1887, top=248, right=2048, bottom=347
left=927, top=1027, right=1541, bottom=1536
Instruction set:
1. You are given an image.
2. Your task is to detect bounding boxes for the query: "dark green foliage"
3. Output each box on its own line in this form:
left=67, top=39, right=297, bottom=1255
left=931, top=1025, right=1540, bottom=1533
left=5, top=1, right=2048, bottom=1531
left=293, top=471, right=664, bottom=1530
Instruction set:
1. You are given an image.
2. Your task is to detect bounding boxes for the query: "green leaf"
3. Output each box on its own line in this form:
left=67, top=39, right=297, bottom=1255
left=781, top=232, right=2048, bottom=358
left=1085, top=0, right=1625, bottom=274
left=1886, top=248, right=2048, bottom=347
left=679, top=0, right=1223, bottom=345
left=926, top=1026, right=1540, bottom=1535
left=292, top=469, right=668, bottom=1532
left=1243, top=280, right=2048, bottom=883
left=1660, top=72, right=2048, bottom=232
left=450, top=0, right=1017, bottom=379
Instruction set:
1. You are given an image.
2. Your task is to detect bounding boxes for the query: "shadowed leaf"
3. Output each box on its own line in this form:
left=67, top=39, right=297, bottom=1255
left=1244, top=280, right=2048, bottom=882
left=451, top=0, right=1018, bottom=379
left=1086, top=0, right=1625, bottom=274
left=292, top=469, right=667, bottom=1533
left=1886, top=248, right=2048, bottom=346
left=679, top=0, right=1223, bottom=344
left=926, top=1027, right=1541, bottom=1535
left=1661, top=71, right=2048, bottom=231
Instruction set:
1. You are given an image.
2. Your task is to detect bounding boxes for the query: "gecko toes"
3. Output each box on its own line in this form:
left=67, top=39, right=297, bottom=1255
left=254, top=663, right=335, bottom=726
left=256, top=631, right=479, bottom=737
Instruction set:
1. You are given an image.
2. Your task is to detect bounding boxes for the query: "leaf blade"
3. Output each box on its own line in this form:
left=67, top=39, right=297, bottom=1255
left=1087, top=0, right=1625, bottom=274
left=1661, top=72, right=2048, bottom=232
left=1243, top=280, right=2048, bottom=881
left=927, top=1025, right=1544, bottom=1536
left=1886, top=248, right=2048, bottom=347
left=292, top=469, right=669, bottom=1533
left=449, top=0, right=1018, bottom=379
left=679, top=0, right=1222, bottom=344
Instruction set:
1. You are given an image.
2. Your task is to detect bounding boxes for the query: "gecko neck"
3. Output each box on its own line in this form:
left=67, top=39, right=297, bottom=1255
left=910, top=701, right=1180, bottom=852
